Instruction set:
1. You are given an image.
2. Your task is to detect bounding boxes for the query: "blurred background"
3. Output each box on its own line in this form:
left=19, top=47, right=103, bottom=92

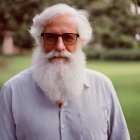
left=0, top=0, right=140, bottom=139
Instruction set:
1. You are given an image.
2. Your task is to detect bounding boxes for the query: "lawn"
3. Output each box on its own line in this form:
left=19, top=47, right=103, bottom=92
left=0, top=55, right=140, bottom=140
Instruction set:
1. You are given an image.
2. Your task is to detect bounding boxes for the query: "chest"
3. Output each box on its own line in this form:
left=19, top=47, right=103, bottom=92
left=13, top=87, right=109, bottom=140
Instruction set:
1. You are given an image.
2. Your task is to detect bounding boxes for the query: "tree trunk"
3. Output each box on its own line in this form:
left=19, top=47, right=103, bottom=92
left=2, top=30, right=14, bottom=55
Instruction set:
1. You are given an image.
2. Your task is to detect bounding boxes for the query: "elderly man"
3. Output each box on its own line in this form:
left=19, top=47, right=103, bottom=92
left=0, top=3, right=130, bottom=140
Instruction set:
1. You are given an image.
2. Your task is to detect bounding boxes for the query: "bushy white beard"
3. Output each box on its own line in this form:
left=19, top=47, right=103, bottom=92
left=32, top=46, right=86, bottom=103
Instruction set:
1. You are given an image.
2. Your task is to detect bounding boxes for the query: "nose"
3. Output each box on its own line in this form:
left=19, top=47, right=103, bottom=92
left=55, top=36, right=66, bottom=52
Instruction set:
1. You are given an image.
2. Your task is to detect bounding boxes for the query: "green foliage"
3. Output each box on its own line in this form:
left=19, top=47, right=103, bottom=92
left=84, top=48, right=140, bottom=60
left=13, top=24, right=33, bottom=49
left=102, top=49, right=140, bottom=60
left=69, top=0, right=140, bottom=49
left=92, top=0, right=140, bottom=49
left=1, top=0, right=140, bottom=50
left=132, top=0, right=140, bottom=6
left=0, top=0, right=47, bottom=48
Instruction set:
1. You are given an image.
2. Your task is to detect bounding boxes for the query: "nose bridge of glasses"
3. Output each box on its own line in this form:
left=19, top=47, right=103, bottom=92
left=55, top=35, right=66, bottom=51
left=57, top=35, right=65, bottom=44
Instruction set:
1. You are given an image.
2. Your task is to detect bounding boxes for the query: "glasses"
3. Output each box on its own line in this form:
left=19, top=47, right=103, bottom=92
left=41, top=33, right=79, bottom=45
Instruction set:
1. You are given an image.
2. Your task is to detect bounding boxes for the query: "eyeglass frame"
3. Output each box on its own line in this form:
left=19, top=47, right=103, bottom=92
left=41, top=33, right=80, bottom=45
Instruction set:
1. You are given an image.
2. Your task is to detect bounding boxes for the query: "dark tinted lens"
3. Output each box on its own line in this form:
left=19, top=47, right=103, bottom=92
left=63, top=34, right=77, bottom=45
left=43, top=33, right=57, bottom=44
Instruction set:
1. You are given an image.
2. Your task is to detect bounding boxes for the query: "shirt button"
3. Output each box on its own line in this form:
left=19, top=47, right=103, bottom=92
left=61, top=109, right=64, bottom=112
left=61, top=125, right=64, bottom=129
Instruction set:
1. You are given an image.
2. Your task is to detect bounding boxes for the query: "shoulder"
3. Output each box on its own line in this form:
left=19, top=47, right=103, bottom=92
left=85, top=68, right=115, bottom=98
left=2, top=67, right=33, bottom=89
left=85, top=68, right=117, bottom=103
left=85, top=68, right=112, bottom=85
left=0, top=67, right=35, bottom=99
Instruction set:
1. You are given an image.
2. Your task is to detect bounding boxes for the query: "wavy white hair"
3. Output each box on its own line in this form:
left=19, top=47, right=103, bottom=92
left=29, top=3, right=92, bottom=47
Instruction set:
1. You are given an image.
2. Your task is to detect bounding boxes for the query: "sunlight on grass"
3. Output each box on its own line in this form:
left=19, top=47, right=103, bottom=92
left=0, top=55, right=31, bottom=87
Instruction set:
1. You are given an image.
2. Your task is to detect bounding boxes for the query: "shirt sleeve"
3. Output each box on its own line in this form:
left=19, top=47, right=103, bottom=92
left=105, top=79, right=130, bottom=140
left=0, top=84, right=17, bottom=140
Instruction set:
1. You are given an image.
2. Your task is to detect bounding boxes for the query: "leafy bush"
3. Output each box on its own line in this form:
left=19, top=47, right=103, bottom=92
left=102, top=49, right=140, bottom=60
left=84, top=48, right=140, bottom=61
left=13, top=25, right=34, bottom=49
left=84, top=48, right=101, bottom=59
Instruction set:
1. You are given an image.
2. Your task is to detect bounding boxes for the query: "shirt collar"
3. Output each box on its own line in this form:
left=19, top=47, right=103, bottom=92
left=83, top=72, right=90, bottom=88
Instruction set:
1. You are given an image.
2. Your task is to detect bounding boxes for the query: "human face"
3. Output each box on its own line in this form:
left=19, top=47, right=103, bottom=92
left=42, top=14, right=79, bottom=59
left=32, top=39, right=86, bottom=103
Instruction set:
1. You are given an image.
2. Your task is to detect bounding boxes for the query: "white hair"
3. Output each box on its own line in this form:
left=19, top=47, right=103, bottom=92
left=29, top=3, right=92, bottom=47
left=32, top=44, right=86, bottom=103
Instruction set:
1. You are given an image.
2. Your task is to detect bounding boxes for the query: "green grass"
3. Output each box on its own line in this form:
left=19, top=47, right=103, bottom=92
left=0, top=55, right=31, bottom=88
left=0, top=56, right=140, bottom=140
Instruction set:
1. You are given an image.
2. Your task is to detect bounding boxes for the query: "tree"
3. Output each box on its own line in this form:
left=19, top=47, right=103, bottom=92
left=0, top=0, right=48, bottom=51
left=70, top=0, right=140, bottom=49
left=1, top=0, right=140, bottom=52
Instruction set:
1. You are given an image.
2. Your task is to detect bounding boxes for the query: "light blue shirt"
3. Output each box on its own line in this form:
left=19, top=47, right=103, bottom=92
left=0, top=67, right=130, bottom=140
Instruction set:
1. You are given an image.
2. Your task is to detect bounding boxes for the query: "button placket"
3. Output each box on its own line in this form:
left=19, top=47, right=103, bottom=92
left=60, top=107, right=65, bottom=139
left=61, top=124, right=64, bottom=129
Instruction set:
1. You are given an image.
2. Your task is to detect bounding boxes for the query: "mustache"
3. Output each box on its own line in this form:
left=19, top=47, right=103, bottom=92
left=49, top=50, right=72, bottom=59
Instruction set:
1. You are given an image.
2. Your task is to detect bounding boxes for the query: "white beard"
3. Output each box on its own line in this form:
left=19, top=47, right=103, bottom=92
left=32, top=46, right=86, bottom=103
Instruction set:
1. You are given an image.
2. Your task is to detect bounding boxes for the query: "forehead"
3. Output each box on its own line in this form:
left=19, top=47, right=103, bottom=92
left=44, top=13, right=78, bottom=33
